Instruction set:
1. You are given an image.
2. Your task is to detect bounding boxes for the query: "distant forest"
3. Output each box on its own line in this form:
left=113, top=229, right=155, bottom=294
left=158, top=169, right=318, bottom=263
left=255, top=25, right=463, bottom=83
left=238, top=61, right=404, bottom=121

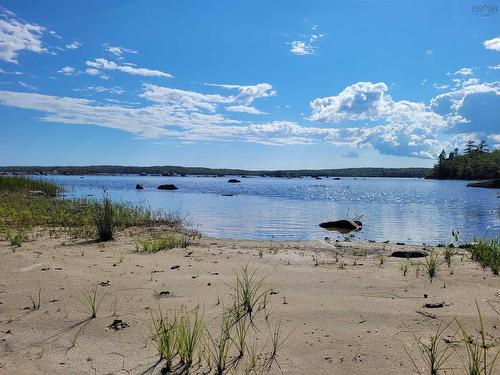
left=428, top=139, right=500, bottom=180
left=0, top=165, right=431, bottom=178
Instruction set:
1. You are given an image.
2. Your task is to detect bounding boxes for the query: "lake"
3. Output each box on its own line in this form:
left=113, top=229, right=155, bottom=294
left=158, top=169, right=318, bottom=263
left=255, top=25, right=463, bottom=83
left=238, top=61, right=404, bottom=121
left=38, top=175, right=499, bottom=244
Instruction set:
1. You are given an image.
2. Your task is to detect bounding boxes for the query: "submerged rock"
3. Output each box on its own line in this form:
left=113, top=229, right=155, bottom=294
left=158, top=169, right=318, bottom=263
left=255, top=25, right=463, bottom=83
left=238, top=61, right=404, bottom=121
left=157, top=184, right=178, bottom=190
left=319, top=220, right=362, bottom=233
left=466, top=179, right=500, bottom=189
left=136, top=183, right=144, bottom=190
left=227, top=179, right=241, bottom=183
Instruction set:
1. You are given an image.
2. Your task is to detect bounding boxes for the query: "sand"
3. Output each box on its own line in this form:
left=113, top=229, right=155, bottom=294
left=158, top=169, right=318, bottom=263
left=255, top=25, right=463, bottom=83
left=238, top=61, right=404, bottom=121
left=0, top=231, right=498, bottom=374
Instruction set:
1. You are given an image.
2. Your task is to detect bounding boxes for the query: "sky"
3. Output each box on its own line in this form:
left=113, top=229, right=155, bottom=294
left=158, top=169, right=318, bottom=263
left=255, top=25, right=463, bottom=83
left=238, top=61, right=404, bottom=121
left=0, top=0, right=499, bottom=169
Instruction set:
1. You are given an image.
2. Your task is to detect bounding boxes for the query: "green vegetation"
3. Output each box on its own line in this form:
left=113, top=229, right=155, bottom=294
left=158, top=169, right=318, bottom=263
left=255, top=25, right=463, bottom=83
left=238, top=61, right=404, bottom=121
left=421, top=251, right=443, bottom=283
left=0, top=165, right=431, bottom=178
left=95, top=196, right=113, bottom=241
left=0, top=176, right=182, bottom=240
left=0, top=175, right=61, bottom=196
left=5, top=227, right=28, bottom=247
left=135, top=232, right=200, bottom=252
left=470, top=239, right=500, bottom=275
left=405, top=301, right=499, bottom=375
left=149, top=266, right=287, bottom=374
left=82, top=286, right=105, bottom=319
left=429, top=140, right=499, bottom=180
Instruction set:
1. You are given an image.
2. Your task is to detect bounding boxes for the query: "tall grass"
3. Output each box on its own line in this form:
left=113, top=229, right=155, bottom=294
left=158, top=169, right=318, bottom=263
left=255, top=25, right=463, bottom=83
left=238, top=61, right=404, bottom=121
left=421, top=251, right=443, bottom=283
left=0, top=185, right=182, bottom=239
left=176, top=307, right=204, bottom=368
left=470, top=239, right=500, bottom=275
left=0, top=175, right=61, bottom=196
left=95, top=196, right=113, bottom=241
left=456, top=302, right=499, bottom=375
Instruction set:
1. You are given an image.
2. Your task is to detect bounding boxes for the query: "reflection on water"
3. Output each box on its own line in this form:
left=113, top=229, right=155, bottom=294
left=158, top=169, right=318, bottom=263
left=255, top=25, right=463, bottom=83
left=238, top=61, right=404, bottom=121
left=39, top=175, right=499, bottom=244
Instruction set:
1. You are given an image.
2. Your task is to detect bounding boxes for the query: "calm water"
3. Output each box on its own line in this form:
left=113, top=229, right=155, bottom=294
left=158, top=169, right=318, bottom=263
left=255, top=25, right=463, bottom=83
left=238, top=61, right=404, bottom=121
left=38, top=175, right=499, bottom=244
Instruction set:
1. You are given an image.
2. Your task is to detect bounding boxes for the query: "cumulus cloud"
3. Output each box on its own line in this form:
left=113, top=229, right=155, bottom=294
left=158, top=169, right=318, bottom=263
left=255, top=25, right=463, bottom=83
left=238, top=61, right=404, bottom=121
left=0, top=8, right=46, bottom=63
left=85, top=58, right=172, bottom=78
left=483, top=36, right=500, bottom=51
left=431, top=82, right=500, bottom=134
left=57, top=66, right=75, bottom=75
left=289, top=32, right=323, bottom=56
left=206, top=82, right=276, bottom=105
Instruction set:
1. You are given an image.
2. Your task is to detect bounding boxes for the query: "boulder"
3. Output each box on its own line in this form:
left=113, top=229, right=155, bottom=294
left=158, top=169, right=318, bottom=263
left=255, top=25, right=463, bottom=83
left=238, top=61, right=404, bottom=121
left=319, top=220, right=362, bottom=232
left=136, top=184, right=144, bottom=190
left=466, top=179, right=500, bottom=189
left=391, top=250, right=427, bottom=258
left=157, top=184, right=178, bottom=190
left=228, top=179, right=241, bottom=183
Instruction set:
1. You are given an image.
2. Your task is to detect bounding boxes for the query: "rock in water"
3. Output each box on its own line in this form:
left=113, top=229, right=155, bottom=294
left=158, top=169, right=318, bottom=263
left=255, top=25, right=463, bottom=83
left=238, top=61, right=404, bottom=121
left=136, top=183, right=144, bottom=190
left=319, top=220, right=362, bottom=233
left=157, top=184, right=178, bottom=190
left=466, top=179, right=500, bottom=189
left=227, top=179, right=241, bottom=183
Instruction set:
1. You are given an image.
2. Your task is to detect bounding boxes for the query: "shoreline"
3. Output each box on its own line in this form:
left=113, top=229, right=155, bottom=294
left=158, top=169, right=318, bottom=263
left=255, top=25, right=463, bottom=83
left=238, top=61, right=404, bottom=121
left=1, top=231, right=498, bottom=374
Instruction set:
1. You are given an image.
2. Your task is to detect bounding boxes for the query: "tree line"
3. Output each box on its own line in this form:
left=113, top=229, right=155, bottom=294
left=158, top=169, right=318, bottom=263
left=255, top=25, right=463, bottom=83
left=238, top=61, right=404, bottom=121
left=428, top=139, right=500, bottom=180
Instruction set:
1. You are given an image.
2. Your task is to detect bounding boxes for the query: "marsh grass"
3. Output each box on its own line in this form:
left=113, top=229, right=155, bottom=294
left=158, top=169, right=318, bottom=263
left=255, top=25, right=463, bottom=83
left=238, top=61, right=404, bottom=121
left=400, top=259, right=411, bottom=277
left=404, top=321, right=455, bottom=375
left=151, top=309, right=178, bottom=372
left=421, top=251, right=443, bottom=283
left=443, top=247, right=456, bottom=268
left=456, top=302, right=499, bottom=375
left=469, top=239, right=500, bottom=275
left=95, top=196, right=113, bottom=241
left=5, top=227, right=28, bottom=247
left=135, top=232, right=199, bottom=252
left=82, top=287, right=105, bottom=319
left=0, top=191, right=182, bottom=240
left=176, top=307, right=204, bottom=368
left=149, top=266, right=287, bottom=375
left=0, top=175, right=61, bottom=196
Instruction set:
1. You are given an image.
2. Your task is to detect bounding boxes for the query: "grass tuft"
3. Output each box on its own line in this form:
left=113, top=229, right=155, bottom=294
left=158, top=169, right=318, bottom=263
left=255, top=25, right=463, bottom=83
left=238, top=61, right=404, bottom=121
left=95, top=196, right=113, bottom=241
left=469, top=239, right=499, bottom=275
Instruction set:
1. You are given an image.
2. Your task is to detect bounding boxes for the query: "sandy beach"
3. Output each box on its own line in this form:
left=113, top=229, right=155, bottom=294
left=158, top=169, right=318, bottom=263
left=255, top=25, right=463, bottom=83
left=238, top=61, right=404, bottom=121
left=0, top=231, right=498, bottom=375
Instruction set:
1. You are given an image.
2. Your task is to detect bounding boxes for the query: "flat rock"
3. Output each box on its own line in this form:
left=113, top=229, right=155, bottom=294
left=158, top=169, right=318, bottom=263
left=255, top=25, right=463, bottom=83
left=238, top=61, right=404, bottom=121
left=227, top=179, right=241, bottom=183
left=319, top=220, right=362, bottom=233
left=136, top=183, right=144, bottom=190
left=157, top=184, right=178, bottom=190
left=466, top=179, right=500, bottom=189
left=391, top=250, right=427, bottom=258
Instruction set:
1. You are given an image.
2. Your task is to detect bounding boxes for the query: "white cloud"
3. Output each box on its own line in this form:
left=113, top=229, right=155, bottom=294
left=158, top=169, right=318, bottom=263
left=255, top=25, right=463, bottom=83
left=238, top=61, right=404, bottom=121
left=290, top=40, right=315, bottom=56
left=85, top=68, right=100, bottom=75
left=85, top=58, right=172, bottom=78
left=57, top=66, right=75, bottom=75
left=225, top=105, right=265, bottom=114
left=289, top=31, right=323, bottom=56
left=106, top=46, right=137, bottom=57
left=0, top=8, right=46, bottom=63
left=488, top=64, right=500, bottom=70
left=432, top=83, right=449, bottom=90
left=454, top=67, right=473, bottom=76
left=206, top=82, right=276, bottom=105
left=17, top=81, right=37, bottom=90
left=425, top=49, right=434, bottom=55
left=65, top=41, right=81, bottom=49
left=78, top=86, right=124, bottom=95
left=483, top=36, right=500, bottom=51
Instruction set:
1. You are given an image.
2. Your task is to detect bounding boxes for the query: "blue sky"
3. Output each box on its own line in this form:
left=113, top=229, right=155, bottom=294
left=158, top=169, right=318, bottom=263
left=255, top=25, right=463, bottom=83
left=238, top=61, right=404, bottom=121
left=0, top=0, right=499, bottom=169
